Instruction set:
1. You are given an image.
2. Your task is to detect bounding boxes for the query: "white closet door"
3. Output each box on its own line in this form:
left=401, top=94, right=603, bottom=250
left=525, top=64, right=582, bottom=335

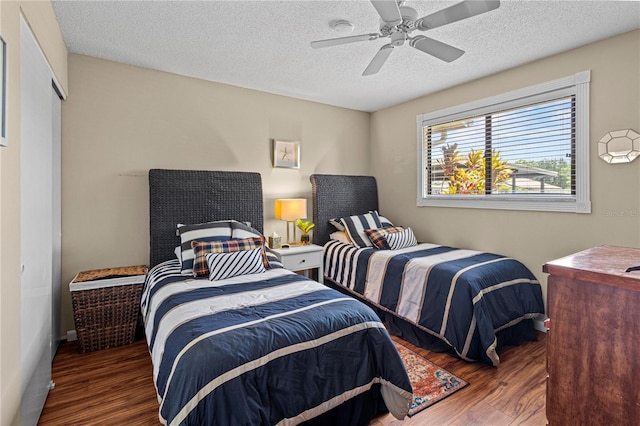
left=52, top=88, right=62, bottom=360
left=20, top=16, right=54, bottom=425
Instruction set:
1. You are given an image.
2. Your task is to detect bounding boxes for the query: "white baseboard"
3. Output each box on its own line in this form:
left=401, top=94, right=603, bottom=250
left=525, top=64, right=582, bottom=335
left=66, top=329, right=77, bottom=341
left=534, top=318, right=548, bottom=333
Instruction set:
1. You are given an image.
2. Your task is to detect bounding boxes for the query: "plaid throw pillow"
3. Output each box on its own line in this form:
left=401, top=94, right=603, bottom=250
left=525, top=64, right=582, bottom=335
left=191, top=237, right=268, bottom=277
left=206, top=248, right=267, bottom=281
left=365, top=226, right=405, bottom=250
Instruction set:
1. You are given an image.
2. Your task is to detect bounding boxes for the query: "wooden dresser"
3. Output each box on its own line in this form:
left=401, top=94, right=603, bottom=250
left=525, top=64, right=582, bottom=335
left=543, top=245, right=640, bottom=425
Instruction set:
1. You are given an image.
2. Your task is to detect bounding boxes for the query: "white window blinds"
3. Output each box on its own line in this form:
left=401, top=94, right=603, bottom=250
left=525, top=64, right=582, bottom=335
left=425, top=96, right=575, bottom=196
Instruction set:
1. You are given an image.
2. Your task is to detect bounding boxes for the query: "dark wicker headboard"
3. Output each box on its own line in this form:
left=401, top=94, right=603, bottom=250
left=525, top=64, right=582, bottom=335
left=149, top=169, right=264, bottom=267
left=310, top=174, right=379, bottom=246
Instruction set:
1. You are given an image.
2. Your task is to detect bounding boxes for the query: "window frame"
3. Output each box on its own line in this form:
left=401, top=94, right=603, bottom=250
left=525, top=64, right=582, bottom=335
left=416, top=70, right=591, bottom=214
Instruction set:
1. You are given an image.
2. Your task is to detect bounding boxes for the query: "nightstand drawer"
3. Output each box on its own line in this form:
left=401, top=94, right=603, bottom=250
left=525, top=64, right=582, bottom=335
left=272, top=244, right=324, bottom=283
left=280, top=251, right=322, bottom=271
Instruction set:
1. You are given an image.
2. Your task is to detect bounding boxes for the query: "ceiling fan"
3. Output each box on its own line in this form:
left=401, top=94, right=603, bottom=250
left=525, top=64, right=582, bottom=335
left=310, top=0, right=500, bottom=76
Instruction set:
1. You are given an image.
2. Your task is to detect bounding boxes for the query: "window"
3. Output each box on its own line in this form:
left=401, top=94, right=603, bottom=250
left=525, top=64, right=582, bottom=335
left=417, top=71, right=591, bottom=213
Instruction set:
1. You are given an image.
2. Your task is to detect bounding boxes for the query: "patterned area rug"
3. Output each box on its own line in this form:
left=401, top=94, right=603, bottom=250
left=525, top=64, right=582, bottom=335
left=395, top=341, right=468, bottom=416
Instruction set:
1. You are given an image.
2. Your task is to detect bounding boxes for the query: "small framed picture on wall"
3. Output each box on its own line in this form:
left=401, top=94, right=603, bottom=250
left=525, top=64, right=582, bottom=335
left=272, top=140, right=300, bottom=169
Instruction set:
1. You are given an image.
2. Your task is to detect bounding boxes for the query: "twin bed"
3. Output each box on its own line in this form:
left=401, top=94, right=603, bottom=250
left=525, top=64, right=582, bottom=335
left=310, top=174, right=545, bottom=367
left=142, top=169, right=545, bottom=425
left=144, top=169, right=412, bottom=426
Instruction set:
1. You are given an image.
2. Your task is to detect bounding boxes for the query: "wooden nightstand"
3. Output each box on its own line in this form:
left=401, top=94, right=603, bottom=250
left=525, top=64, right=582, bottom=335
left=272, top=244, right=324, bottom=283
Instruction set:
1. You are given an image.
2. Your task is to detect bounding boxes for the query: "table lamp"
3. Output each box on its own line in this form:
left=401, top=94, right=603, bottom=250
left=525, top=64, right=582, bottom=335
left=275, top=198, right=307, bottom=245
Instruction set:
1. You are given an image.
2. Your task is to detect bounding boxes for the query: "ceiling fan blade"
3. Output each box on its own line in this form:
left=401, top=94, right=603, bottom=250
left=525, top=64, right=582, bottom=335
left=311, top=33, right=379, bottom=49
left=415, top=0, right=500, bottom=31
left=362, top=44, right=394, bottom=76
left=410, top=36, right=464, bottom=62
left=370, top=0, right=402, bottom=26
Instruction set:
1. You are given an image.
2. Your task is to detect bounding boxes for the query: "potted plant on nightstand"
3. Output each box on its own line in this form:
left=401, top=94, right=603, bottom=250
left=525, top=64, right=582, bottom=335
left=296, top=219, right=315, bottom=245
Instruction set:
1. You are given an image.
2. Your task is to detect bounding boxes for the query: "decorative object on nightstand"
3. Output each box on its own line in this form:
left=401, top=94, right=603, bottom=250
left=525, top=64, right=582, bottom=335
left=275, top=198, right=307, bottom=245
left=598, top=129, right=639, bottom=163
left=296, top=219, right=315, bottom=245
left=70, top=265, right=147, bottom=353
left=272, top=244, right=324, bottom=283
left=268, top=232, right=282, bottom=249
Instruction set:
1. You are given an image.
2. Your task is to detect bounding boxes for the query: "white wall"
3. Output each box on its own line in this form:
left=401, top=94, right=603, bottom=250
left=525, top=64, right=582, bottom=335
left=60, top=54, right=371, bottom=335
left=370, top=30, right=640, bottom=305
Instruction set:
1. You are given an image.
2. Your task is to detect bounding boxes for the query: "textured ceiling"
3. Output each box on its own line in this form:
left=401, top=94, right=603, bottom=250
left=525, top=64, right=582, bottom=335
left=52, top=0, right=640, bottom=112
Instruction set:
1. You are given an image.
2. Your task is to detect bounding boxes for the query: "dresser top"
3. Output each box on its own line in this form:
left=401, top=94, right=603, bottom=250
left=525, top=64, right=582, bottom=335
left=543, top=245, right=640, bottom=291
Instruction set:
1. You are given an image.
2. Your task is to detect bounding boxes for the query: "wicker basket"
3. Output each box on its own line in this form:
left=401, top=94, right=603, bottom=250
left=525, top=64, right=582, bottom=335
left=70, top=266, right=147, bottom=353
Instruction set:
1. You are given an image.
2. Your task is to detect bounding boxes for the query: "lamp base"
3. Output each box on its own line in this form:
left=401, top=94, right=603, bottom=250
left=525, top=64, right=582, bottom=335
left=285, top=220, right=298, bottom=245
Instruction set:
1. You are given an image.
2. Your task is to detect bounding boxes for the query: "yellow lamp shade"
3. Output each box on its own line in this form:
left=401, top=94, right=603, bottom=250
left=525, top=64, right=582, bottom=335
left=275, top=199, right=307, bottom=220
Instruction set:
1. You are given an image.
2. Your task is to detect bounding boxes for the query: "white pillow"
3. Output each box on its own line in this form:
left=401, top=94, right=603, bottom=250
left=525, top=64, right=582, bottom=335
left=206, top=248, right=267, bottom=281
left=385, top=227, right=418, bottom=250
left=330, top=231, right=352, bottom=245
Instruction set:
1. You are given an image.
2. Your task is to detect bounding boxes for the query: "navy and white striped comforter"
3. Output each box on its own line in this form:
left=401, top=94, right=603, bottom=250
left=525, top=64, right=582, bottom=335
left=142, top=260, right=412, bottom=426
left=324, top=241, right=545, bottom=366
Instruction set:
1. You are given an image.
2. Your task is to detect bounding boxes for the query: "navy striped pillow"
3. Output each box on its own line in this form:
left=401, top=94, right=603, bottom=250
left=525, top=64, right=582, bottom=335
left=328, top=218, right=345, bottom=232
left=340, top=211, right=383, bottom=248
left=205, top=248, right=267, bottom=281
left=385, top=227, right=418, bottom=250
left=230, top=220, right=262, bottom=239
left=368, top=211, right=394, bottom=228
left=177, top=221, right=233, bottom=275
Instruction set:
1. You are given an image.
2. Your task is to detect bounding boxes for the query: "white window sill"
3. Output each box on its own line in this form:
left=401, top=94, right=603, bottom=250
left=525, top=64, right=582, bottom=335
left=417, top=196, right=591, bottom=213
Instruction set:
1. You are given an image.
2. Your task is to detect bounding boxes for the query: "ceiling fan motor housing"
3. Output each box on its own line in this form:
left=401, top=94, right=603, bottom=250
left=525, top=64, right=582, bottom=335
left=380, top=5, right=418, bottom=35
left=390, top=31, right=407, bottom=46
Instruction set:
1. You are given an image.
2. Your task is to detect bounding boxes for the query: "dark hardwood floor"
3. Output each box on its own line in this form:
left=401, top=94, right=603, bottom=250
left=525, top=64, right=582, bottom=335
left=39, top=332, right=547, bottom=425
